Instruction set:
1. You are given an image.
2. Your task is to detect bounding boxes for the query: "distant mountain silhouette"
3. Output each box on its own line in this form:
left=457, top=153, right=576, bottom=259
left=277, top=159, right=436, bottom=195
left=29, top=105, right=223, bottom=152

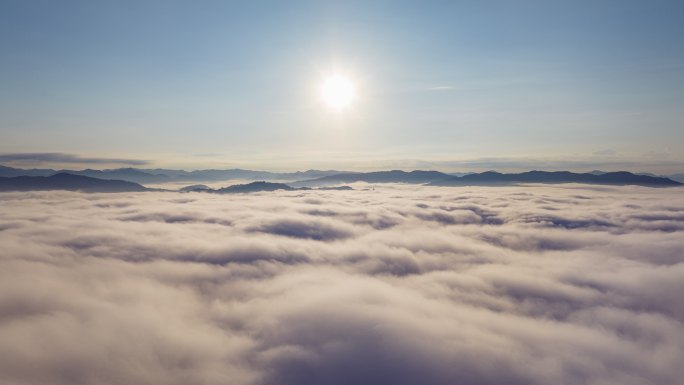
left=589, top=170, right=684, bottom=183
left=58, top=168, right=171, bottom=184
left=180, top=181, right=355, bottom=194
left=0, top=165, right=347, bottom=184
left=1, top=165, right=682, bottom=187
left=0, top=173, right=147, bottom=192
left=167, top=169, right=348, bottom=182
left=293, top=170, right=451, bottom=187
left=318, top=185, right=354, bottom=190
left=431, top=171, right=682, bottom=187
left=179, top=184, right=211, bottom=192
left=217, top=181, right=295, bottom=193
left=667, top=173, right=684, bottom=183
left=0, top=165, right=167, bottom=184
left=134, top=168, right=349, bottom=183
left=0, top=165, right=54, bottom=177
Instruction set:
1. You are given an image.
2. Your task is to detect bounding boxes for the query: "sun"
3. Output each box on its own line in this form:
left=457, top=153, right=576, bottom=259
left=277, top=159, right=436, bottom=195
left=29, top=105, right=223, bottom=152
left=320, top=74, right=355, bottom=112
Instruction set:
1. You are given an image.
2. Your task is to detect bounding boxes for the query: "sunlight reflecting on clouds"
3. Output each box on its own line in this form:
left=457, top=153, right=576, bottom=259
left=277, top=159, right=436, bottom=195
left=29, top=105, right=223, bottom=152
left=1, top=184, right=683, bottom=385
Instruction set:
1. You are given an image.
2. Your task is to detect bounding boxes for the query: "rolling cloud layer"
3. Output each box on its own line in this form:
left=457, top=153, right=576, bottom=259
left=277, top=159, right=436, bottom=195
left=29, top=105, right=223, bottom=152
left=1, top=184, right=683, bottom=385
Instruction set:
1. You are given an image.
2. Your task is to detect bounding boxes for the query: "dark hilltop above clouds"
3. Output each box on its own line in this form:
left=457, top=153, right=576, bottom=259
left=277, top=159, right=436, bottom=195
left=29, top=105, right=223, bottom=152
left=0, top=166, right=681, bottom=193
left=430, top=170, right=682, bottom=187
left=0, top=165, right=347, bottom=184
left=0, top=173, right=147, bottom=193
left=293, top=170, right=682, bottom=188
left=0, top=174, right=352, bottom=194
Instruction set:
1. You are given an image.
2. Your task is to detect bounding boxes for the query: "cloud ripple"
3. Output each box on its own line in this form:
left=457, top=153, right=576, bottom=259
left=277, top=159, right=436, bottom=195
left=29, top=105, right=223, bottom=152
left=0, top=185, right=683, bottom=385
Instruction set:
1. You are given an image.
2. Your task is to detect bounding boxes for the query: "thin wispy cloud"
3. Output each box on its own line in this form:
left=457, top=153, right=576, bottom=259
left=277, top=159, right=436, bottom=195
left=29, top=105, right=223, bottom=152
left=0, top=152, right=148, bottom=166
left=426, top=85, right=455, bottom=91
left=592, top=149, right=617, bottom=156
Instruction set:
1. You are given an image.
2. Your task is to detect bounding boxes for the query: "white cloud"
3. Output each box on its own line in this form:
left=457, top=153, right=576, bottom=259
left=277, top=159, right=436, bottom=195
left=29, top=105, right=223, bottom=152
left=0, top=185, right=683, bottom=384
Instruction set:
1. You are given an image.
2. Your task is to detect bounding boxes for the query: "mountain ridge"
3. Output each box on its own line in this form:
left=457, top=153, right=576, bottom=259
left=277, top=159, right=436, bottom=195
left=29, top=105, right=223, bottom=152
left=291, top=170, right=451, bottom=187
left=0, top=165, right=349, bottom=184
left=432, top=170, right=681, bottom=187
left=0, top=166, right=681, bottom=189
left=0, top=173, right=147, bottom=192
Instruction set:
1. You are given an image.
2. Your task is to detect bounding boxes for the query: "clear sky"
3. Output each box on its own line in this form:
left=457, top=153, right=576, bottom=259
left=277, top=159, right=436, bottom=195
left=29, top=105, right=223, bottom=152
left=1, top=0, right=683, bottom=172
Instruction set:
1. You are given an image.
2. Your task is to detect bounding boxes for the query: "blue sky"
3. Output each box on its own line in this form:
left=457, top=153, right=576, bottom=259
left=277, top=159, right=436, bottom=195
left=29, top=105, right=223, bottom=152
left=1, top=0, right=683, bottom=172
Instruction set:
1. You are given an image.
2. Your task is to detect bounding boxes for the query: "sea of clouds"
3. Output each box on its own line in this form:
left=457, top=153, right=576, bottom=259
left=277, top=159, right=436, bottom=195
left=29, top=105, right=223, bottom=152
left=1, top=184, right=683, bottom=385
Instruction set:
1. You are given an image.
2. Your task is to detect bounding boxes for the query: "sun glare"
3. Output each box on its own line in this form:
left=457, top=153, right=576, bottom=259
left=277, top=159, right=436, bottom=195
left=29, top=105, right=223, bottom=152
left=320, top=74, right=355, bottom=112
